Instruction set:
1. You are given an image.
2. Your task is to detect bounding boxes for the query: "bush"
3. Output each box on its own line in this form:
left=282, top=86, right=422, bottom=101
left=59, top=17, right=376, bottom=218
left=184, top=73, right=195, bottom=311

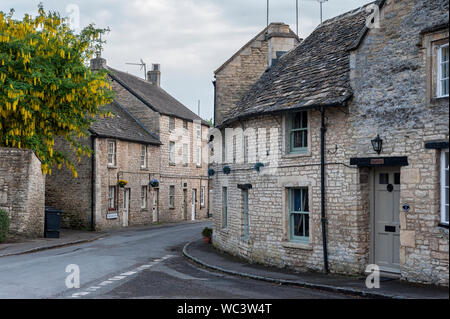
left=202, top=227, right=213, bottom=238
left=0, top=209, right=9, bottom=243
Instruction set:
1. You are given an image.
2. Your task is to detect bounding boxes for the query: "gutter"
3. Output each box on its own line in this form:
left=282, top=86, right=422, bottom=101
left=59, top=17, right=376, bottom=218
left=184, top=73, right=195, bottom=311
left=320, top=107, right=329, bottom=273
left=91, top=135, right=97, bottom=231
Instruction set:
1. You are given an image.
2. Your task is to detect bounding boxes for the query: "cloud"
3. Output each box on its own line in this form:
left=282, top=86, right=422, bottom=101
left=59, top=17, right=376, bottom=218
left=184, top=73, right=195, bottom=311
left=2, top=0, right=371, bottom=120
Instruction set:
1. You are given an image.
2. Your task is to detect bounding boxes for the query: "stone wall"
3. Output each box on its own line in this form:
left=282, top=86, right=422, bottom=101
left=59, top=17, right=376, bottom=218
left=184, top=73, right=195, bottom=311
left=211, top=108, right=369, bottom=275
left=46, top=136, right=92, bottom=229
left=349, top=0, right=449, bottom=286
left=0, top=148, right=45, bottom=237
left=94, top=138, right=161, bottom=230
left=157, top=115, right=209, bottom=223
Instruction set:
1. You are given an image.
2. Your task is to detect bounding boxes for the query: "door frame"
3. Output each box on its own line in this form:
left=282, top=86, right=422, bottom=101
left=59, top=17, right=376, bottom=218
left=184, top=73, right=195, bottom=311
left=152, top=188, right=159, bottom=223
left=369, top=167, right=401, bottom=276
left=191, top=189, right=197, bottom=221
left=123, top=188, right=130, bottom=227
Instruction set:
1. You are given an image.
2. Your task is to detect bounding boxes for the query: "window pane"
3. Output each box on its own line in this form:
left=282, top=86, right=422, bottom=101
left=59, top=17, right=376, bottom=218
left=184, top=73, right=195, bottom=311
left=379, top=173, right=389, bottom=184
left=302, top=189, right=309, bottom=212
left=292, top=213, right=308, bottom=237
left=394, top=173, right=401, bottom=185
left=292, top=131, right=307, bottom=149
left=292, top=189, right=302, bottom=211
left=292, top=112, right=307, bottom=129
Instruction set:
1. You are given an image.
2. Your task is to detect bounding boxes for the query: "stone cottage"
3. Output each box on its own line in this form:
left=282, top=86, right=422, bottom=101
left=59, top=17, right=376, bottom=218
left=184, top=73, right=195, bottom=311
left=210, top=0, right=449, bottom=286
left=46, top=57, right=210, bottom=230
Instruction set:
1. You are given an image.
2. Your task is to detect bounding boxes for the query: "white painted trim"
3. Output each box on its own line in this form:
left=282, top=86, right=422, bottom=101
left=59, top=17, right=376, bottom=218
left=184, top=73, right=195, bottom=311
left=437, top=44, right=449, bottom=98
left=441, top=149, right=449, bottom=225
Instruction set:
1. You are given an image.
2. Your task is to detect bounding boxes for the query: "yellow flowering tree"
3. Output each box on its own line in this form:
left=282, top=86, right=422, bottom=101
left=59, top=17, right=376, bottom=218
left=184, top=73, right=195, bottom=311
left=0, top=6, right=114, bottom=176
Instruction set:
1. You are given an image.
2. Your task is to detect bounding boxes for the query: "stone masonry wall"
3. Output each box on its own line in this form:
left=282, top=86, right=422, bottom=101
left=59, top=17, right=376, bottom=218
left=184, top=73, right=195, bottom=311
left=94, top=138, right=160, bottom=231
left=211, top=108, right=369, bottom=275
left=46, top=136, right=92, bottom=229
left=157, top=115, right=209, bottom=223
left=0, top=148, right=45, bottom=237
left=349, top=0, right=449, bottom=285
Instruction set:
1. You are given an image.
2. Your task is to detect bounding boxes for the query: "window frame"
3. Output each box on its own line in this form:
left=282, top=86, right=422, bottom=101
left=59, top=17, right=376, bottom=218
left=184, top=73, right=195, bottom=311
left=287, top=111, right=308, bottom=154
left=141, top=186, right=148, bottom=209
left=200, top=186, right=205, bottom=207
left=108, top=186, right=116, bottom=210
left=183, top=120, right=188, bottom=130
left=169, top=185, right=175, bottom=209
left=441, top=149, right=449, bottom=225
left=169, top=117, right=175, bottom=132
left=437, top=43, right=449, bottom=98
left=288, top=188, right=310, bottom=243
left=169, top=141, right=175, bottom=164
left=140, top=145, right=147, bottom=169
left=222, top=187, right=228, bottom=229
left=108, top=140, right=116, bottom=166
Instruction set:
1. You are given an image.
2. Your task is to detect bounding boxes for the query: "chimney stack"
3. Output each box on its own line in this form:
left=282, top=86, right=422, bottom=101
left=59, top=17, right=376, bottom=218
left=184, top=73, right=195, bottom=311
left=147, top=64, right=161, bottom=87
left=266, top=23, right=299, bottom=67
left=90, top=51, right=107, bottom=71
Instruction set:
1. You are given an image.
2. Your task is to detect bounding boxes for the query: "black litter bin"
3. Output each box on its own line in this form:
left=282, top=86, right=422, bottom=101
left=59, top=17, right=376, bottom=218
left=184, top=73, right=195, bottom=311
left=44, top=207, right=62, bottom=238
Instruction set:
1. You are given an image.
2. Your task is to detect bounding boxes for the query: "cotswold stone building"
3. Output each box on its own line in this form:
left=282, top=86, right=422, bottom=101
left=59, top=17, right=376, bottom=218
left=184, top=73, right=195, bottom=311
left=210, top=0, right=449, bottom=286
left=46, top=57, right=210, bottom=230
left=0, top=148, right=45, bottom=237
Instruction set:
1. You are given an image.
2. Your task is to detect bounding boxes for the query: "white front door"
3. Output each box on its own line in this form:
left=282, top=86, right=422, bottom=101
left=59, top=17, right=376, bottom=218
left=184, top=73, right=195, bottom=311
left=191, top=189, right=196, bottom=221
left=373, top=168, right=401, bottom=274
left=123, top=188, right=130, bottom=227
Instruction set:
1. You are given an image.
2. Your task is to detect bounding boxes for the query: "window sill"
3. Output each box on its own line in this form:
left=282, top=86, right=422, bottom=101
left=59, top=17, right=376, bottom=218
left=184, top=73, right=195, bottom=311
left=197, top=165, right=202, bottom=168
left=107, top=165, right=117, bottom=169
left=281, top=241, right=312, bottom=250
left=140, top=167, right=149, bottom=171
left=169, top=162, right=176, bottom=166
left=282, top=152, right=311, bottom=159
left=438, top=223, right=449, bottom=229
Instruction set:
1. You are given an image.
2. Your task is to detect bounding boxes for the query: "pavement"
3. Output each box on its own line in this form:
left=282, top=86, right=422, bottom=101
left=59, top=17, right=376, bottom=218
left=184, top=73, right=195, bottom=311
left=183, top=239, right=450, bottom=300
left=0, top=229, right=106, bottom=257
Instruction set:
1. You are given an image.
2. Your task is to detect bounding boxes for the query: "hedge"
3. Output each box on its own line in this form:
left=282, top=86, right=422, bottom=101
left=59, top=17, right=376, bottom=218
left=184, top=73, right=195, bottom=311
left=0, top=209, right=9, bottom=243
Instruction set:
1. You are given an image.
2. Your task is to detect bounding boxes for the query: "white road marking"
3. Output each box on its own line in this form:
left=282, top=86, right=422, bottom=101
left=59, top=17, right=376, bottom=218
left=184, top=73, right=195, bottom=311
left=70, top=254, right=174, bottom=298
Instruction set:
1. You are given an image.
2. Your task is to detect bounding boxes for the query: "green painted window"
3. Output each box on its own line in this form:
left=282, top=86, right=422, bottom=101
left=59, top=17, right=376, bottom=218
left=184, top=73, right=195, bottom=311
left=222, top=187, right=228, bottom=229
left=289, top=188, right=310, bottom=243
left=288, top=111, right=308, bottom=154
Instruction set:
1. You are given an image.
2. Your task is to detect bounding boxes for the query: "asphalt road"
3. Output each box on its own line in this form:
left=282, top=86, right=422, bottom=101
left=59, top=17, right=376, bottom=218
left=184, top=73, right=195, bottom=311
left=0, top=221, right=355, bottom=299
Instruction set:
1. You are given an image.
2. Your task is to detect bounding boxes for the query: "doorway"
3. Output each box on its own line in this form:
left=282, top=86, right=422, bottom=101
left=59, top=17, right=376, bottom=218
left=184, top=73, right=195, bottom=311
left=123, top=188, right=130, bottom=227
left=191, top=189, right=197, bottom=221
left=372, top=168, right=401, bottom=274
left=183, top=189, right=188, bottom=220
left=152, top=188, right=159, bottom=223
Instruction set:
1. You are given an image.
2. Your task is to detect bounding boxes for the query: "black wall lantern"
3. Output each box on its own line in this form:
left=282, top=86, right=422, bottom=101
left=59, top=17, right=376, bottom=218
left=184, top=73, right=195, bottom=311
left=371, top=135, right=383, bottom=154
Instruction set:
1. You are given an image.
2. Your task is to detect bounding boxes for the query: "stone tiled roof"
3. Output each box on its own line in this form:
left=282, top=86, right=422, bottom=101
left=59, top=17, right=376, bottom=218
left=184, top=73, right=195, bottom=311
left=107, top=67, right=209, bottom=126
left=221, top=2, right=378, bottom=126
left=90, top=101, right=161, bottom=145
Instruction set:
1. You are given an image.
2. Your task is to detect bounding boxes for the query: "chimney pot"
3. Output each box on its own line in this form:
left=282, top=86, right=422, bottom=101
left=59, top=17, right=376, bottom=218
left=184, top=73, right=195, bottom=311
left=90, top=53, right=106, bottom=71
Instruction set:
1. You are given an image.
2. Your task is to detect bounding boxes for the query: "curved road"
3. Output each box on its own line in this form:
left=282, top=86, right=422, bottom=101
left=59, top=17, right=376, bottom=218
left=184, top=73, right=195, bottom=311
left=0, top=221, right=354, bottom=299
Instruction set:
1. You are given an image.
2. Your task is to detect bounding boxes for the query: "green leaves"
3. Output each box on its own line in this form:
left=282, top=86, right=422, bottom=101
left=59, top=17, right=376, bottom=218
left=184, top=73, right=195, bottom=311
left=0, top=6, right=114, bottom=176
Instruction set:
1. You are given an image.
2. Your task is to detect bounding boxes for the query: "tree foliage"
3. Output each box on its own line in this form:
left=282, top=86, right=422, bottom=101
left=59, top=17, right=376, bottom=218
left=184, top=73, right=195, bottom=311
left=0, top=6, right=114, bottom=176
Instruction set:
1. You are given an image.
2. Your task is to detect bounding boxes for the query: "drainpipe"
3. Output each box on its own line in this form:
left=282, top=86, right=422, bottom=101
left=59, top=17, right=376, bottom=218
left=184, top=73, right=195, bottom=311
left=320, top=107, right=329, bottom=273
left=90, top=135, right=96, bottom=231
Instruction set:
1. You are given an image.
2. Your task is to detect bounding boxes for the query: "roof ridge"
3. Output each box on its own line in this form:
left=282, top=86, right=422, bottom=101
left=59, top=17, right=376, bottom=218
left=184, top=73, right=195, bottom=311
left=321, top=0, right=378, bottom=26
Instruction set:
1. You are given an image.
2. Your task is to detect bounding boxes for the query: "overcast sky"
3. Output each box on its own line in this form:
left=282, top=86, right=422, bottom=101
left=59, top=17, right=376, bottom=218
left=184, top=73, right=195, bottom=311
left=3, top=0, right=370, bottom=121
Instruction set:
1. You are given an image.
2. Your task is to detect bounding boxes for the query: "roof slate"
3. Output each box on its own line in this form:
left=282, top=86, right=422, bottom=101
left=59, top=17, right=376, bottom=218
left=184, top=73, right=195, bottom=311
left=90, top=101, right=161, bottom=145
left=221, top=2, right=377, bottom=126
left=107, top=67, right=208, bottom=125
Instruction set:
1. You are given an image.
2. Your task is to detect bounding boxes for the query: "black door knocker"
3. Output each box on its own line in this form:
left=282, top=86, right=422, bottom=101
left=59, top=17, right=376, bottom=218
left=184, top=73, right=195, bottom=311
left=387, top=184, right=394, bottom=192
